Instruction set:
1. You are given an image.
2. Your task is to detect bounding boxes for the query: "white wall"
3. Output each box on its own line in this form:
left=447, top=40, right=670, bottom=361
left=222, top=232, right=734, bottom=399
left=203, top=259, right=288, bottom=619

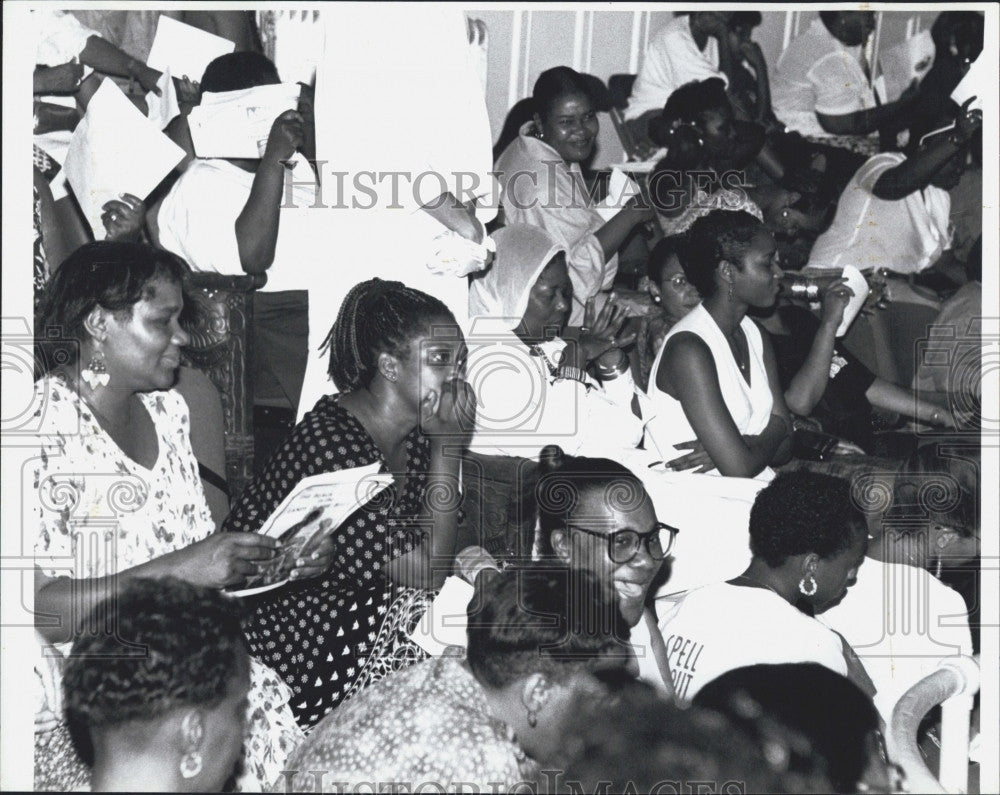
left=472, top=8, right=942, bottom=168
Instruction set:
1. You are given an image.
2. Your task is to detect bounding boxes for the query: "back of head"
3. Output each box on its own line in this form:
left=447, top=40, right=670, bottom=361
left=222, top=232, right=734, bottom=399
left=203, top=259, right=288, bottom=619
left=64, top=577, right=247, bottom=764
left=532, top=66, right=591, bottom=119
left=466, top=563, right=630, bottom=690
left=677, top=210, right=763, bottom=298
left=931, top=11, right=985, bottom=59
left=888, top=443, right=979, bottom=536
left=562, top=677, right=827, bottom=793
left=695, top=663, right=880, bottom=793
left=534, top=445, right=646, bottom=557
left=200, top=51, right=280, bottom=92
left=322, top=278, right=454, bottom=391
left=35, top=241, right=189, bottom=372
left=662, top=78, right=729, bottom=127
left=646, top=236, right=683, bottom=286
left=749, top=471, right=864, bottom=567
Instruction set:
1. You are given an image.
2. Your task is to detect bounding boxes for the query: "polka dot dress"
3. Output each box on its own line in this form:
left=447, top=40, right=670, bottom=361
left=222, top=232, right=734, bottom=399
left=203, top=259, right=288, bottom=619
left=224, top=396, right=433, bottom=728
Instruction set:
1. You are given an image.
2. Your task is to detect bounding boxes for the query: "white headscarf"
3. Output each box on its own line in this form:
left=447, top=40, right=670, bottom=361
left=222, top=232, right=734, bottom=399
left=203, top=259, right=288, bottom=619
left=468, top=224, right=565, bottom=330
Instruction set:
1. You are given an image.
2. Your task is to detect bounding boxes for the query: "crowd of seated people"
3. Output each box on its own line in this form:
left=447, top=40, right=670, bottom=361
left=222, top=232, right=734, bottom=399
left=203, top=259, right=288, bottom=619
left=23, top=7, right=988, bottom=794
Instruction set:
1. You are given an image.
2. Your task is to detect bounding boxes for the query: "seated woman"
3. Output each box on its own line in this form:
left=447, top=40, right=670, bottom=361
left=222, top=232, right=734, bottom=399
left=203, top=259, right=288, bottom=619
left=62, top=578, right=251, bottom=792
left=656, top=471, right=869, bottom=703
left=277, top=565, right=631, bottom=791
left=32, top=242, right=302, bottom=791
left=534, top=446, right=678, bottom=695
left=820, top=445, right=978, bottom=722
left=467, top=224, right=643, bottom=459
left=645, top=210, right=792, bottom=480
left=155, top=51, right=315, bottom=415
left=223, top=278, right=474, bottom=728
left=494, top=66, right=655, bottom=325
left=695, top=664, right=899, bottom=794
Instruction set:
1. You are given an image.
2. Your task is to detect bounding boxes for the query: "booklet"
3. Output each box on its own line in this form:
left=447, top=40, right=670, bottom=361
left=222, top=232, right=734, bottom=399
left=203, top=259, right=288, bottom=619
left=63, top=79, right=185, bottom=239
left=146, top=16, right=235, bottom=83
left=951, top=54, right=986, bottom=112
left=187, top=83, right=302, bottom=159
left=231, top=462, right=394, bottom=597
left=595, top=167, right=641, bottom=222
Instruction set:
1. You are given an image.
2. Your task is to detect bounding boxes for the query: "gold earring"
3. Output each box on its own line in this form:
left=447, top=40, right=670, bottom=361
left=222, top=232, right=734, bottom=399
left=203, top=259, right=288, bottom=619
left=179, top=751, right=202, bottom=779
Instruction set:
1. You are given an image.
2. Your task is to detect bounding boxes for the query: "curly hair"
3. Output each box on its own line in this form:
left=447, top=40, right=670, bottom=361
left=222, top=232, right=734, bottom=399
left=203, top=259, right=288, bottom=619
left=34, top=242, right=190, bottom=372
left=320, top=278, right=455, bottom=391
left=676, top=210, right=764, bottom=298
left=466, top=563, right=630, bottom=690
left=533, top=445, right=648, bottom=558
left=749, top=472, right=865, bottom=567
left=63, top=577, right=248, bottom=762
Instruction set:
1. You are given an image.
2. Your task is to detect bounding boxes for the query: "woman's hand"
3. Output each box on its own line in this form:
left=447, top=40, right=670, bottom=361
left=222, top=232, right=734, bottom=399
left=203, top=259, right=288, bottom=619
left=819, top=278, right=854, bottom=328
left=175, top=75, right=201, bottom=107
left=422, top=377, right=477, bottom=446
left=132, top=62, right=163, bottom=95
left=573, top=296, right=630, bottom=363
left=34, top=62, right=84, bottom=94
left=159, top=532, right=281, bottom=590
left=101, top=194, right=147, bottom=242
left=289, top=533, right=335, bottom=581
left=955, top=97, right=983, bottom=142
left=665, top=439, right=716, bottom=473
left=262, top=109, right=305, bottom=164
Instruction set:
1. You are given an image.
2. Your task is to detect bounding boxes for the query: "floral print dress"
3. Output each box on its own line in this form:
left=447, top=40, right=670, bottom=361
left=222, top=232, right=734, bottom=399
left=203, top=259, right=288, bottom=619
left=32, top=373, right=303, bottom=792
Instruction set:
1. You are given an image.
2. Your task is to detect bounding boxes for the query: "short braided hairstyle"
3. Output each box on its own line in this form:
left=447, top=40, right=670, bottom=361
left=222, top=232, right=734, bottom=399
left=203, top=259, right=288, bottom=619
left=321, top=278, right=455, bottom=391
left=676, top=210, right=764, bottom=298
left=63, top=577, right=248, bottom=763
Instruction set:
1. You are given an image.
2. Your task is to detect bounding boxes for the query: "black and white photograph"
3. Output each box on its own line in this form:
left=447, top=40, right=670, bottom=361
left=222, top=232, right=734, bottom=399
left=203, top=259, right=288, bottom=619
left=2, top=3, right=998, bottom=792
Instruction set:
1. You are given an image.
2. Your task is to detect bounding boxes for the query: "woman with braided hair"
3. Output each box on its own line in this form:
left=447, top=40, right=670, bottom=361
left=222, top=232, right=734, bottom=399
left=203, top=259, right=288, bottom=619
left=223, top=278, right=475, bottom=727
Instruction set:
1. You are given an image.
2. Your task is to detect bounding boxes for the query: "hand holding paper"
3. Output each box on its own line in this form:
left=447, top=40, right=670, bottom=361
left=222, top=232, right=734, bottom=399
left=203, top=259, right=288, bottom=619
left=187, top=83, right=302, bottom=159
left=146, top=16, right=236, bottom=84
left=595, top=168, right=642, bottom=222
left=951, top=55, right=986, bottom=112
left=63, top=79, right=185, bottom=239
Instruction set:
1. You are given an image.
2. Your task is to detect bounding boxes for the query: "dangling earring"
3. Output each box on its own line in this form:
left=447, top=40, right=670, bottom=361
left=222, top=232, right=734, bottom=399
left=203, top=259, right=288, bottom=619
left=727, top=282, right=735, bottom=302
left=935, top=557, right=943, bottom=578
left=179, top=751, right=202, bottom=779
left=798, top=573, right=818, bottom=596
left=80, top=352, right=110, bottom=389
left=527, top=708, right=538, bottom=728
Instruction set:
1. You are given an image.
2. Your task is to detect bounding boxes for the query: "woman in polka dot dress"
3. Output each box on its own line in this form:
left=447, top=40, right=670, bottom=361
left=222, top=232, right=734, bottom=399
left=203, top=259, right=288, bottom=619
left=224, top=279, right=475, bottom=728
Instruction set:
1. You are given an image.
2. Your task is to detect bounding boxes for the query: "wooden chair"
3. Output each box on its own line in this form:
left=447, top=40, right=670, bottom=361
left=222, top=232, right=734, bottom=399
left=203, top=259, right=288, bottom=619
left=181, top=272, right=265, bottom=500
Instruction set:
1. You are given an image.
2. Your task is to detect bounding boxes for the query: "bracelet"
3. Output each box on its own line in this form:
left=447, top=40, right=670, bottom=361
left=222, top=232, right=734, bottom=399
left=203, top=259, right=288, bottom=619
left=556, top=365, right=588, bottom=385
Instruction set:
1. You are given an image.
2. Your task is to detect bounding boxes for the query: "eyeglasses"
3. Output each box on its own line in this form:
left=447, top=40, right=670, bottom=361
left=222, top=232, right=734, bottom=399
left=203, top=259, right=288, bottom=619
left=566, top=522, right=679, bottom=564
left=664, top=274, right=690, bottom=290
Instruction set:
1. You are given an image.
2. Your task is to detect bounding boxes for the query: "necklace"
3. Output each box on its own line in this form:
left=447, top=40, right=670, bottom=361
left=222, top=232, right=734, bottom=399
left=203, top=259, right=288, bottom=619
left=732, top=574, right=783, bottom=599
left=726, top=329, right=749, bottom=375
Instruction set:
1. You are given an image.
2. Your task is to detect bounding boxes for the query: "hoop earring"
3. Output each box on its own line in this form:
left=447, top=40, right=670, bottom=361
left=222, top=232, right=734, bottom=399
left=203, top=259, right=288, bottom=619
left=798, top=574, right=818, bottom=596
left=179, top=751, right=202, bottom=779
left=80, top=352, right=110, bottom=389
left=527, top=708, right=538, bottom=728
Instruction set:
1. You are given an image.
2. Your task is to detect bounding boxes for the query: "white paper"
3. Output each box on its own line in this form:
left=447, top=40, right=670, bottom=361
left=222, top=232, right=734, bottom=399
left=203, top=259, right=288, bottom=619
left=63, top=79, right=185, bottom=239
left=595, top=167, right=641, bottom=222
left=146, top=15, right=235, bottom=83
left=187, top=83, right=302, bottom=159
left=408, top=575, right=475, bottom=656
left=951, top=54, right=986, bottom=112
left=145, top=68, right=180, bottom=130
left=878, top=30, right=935, bottom=102
left=836, top=265, right=871, bottom=338
left=230, top=462, right=394, bottom=597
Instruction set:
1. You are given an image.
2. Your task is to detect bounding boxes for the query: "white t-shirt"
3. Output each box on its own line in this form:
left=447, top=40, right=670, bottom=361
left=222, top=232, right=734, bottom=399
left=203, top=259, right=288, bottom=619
left=806, top=152, right=951, bottom=274
left=625, top=15, right=727, bottom=122
left=819, top=558, right=973, bottom=722
left=156, top=152, right=325, bottom=293
left=656, top=582, right=848, bottom=702
left=772, top=18, right=877, bottom=140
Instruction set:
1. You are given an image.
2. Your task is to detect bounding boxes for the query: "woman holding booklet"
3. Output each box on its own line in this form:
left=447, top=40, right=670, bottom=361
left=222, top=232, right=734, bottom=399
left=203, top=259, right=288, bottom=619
left=223, top=278, right=476, bottom=728
left=31, top=242, right=303, bottom=791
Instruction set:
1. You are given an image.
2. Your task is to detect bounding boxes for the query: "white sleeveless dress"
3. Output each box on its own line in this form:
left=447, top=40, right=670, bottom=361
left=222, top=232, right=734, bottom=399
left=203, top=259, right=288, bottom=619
left=637, top=304, right=776, bottom=597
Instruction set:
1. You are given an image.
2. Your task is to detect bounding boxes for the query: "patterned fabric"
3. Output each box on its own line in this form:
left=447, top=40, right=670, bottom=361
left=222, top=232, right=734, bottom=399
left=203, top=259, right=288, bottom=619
left=276, top=655, right=537, bottom=792
left=32, top=373, right=304, bottom=792
left=224, top=395, right=435, bottom=728
left=34, top=183, right=48, bottom=300
left=656, top=185, right=763, bottom=239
